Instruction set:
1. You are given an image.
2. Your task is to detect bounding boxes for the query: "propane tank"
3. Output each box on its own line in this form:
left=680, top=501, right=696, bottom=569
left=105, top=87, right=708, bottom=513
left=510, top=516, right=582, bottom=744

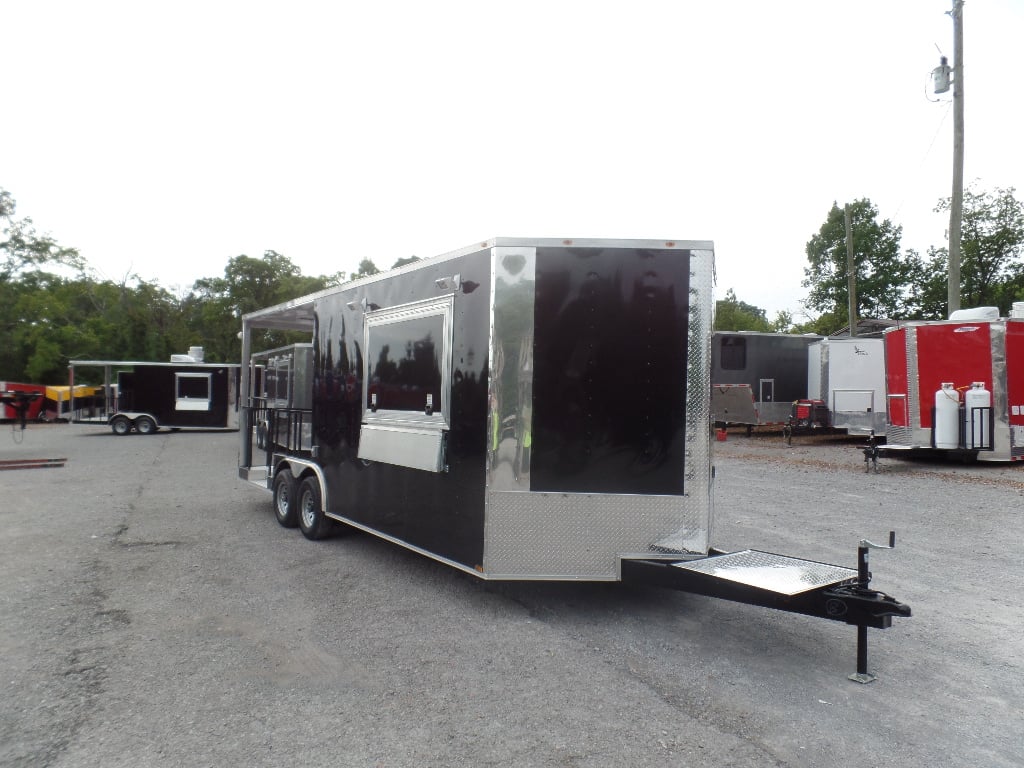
left=934, top=382, right=960, bottom=449
left=963, top=381, right=992, bottom=449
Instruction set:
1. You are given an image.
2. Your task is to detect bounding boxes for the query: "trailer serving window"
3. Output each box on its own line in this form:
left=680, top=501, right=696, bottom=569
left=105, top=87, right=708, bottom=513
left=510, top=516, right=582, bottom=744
left=175, top=372, right=212, bottom=411
left=358, top=296, right=454, bottom=472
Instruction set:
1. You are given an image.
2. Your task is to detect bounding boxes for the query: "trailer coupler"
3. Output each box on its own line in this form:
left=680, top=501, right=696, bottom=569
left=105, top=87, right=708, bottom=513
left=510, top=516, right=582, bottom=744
left=620, top=532, right=910, bottom=682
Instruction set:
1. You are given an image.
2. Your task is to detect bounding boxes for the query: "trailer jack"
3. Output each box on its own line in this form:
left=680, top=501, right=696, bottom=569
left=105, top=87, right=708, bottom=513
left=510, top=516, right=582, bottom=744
left=843, top=531, right=911, bottom=683
left=860, top=431, right=881, bottom=473
left=620, top=531, right=910, bottom=682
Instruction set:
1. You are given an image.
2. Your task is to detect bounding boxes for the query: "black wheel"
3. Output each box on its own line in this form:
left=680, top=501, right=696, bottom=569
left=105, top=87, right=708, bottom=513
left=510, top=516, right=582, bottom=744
left=111, top=416, right=132, bottom=435
left=297, top=476, right=333, bottom=541
left=272, top=470, right=298, bottom=528
left=135, top=415, right=158, bottom=435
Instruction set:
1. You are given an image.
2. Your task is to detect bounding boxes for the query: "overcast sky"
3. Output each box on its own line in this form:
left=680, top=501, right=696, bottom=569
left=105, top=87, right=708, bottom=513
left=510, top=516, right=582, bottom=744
left=3, top=1, right=1021, bottom=319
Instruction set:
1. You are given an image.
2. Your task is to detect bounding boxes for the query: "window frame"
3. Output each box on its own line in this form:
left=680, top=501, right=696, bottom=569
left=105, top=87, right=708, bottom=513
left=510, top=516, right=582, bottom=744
left=175, top=372, right=212, bottom=411
left=719, top=335, right=747, bottom=371
left=361, top=295, right=454, bottom=431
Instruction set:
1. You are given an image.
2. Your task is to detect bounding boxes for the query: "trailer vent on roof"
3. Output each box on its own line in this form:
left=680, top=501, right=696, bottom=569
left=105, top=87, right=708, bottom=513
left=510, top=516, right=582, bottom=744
left=948, top=306, right=999, bottom=322
left=170, top=346, right=205, bottom=363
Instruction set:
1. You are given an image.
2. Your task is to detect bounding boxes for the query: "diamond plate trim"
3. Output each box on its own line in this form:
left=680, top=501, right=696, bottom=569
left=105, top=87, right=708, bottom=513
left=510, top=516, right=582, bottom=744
left=483, top=491, right=709, bottom=578
left=672, top=550, right=856, bottom=595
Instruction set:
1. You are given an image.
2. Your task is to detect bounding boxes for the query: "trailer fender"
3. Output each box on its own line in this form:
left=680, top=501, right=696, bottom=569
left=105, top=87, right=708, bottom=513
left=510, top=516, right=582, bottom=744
left=277, top=457, right=329, bottom=514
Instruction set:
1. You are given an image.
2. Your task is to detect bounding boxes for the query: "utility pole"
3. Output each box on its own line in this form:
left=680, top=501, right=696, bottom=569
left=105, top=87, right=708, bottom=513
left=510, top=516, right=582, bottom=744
left=948, top=0, right=965, bottom=315
left=845, top=204, right=857, bottom=337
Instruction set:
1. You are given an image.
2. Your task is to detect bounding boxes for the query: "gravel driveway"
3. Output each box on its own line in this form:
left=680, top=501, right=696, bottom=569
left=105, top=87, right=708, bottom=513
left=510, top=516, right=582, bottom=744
left=1, top=423, right=1021, bottom=767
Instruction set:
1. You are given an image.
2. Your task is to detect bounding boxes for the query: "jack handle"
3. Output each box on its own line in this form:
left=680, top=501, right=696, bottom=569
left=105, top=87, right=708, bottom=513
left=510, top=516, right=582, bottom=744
left=860, top=531, right=896, bottom=550
left=857, top=531, right=895, bottom=588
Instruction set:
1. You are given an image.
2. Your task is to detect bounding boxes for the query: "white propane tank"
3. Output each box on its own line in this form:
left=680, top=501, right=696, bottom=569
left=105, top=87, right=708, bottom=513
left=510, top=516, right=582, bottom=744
left=934, top=382, right=960, bottom=449
left=963, top=381, right=992, bottom=449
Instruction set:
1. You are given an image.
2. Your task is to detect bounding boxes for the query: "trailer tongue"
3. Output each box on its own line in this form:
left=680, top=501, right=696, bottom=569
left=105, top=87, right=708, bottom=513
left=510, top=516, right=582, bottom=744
left=238, top=237, right=910, bottom=681
left=623, top=536, right=911, bottom=683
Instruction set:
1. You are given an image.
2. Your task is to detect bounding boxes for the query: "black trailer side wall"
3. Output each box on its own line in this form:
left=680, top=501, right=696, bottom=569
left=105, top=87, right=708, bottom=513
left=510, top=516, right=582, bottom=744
left=310, top=244, right=693, bottom=569
left=312, top=247, right=491, bottom=568
left=711, top=332, right=819, bottom=404
left=118, top=366, right=233, bottom=428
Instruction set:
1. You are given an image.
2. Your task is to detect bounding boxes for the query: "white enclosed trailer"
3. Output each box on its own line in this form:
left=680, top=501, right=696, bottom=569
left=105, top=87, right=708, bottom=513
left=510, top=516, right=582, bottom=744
left=807, top=337, right=887, bottom=435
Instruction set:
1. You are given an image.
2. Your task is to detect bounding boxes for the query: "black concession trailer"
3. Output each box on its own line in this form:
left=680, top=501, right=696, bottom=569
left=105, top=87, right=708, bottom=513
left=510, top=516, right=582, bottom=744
left=711, top=331, right=824, bottom=428
left=69, top=353, right=240, bottom=435
left=238, top=237, right=908, bottom=680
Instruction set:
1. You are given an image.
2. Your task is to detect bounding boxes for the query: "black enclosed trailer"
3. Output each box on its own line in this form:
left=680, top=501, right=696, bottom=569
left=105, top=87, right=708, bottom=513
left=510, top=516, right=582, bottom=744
left=69, top=354, right=240, bottom=435
left=239, top=237, right=908, bottom=679
left=711, top=331, right=823, bottom=427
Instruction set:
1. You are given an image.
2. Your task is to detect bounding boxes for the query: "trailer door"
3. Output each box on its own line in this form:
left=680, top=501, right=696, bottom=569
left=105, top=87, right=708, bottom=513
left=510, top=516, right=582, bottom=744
left=915, top=323, right=993, bottom=428
left=885, top=329, right=909, bottom=427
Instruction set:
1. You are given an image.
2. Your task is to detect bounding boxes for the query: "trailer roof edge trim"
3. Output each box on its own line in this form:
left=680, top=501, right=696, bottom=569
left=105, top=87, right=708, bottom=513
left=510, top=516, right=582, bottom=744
left=69, top=360, right=240, bottom=368
left=241, top=237, right=714, bottom=331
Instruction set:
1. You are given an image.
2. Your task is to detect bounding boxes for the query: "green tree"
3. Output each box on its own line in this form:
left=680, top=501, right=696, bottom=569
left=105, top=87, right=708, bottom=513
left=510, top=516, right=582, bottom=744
left=1, top=189, right=353, bottom=381
left=392, top=256, right=419, bottom=269
left=1, top=188, right=85, bottom=283
left=190, top=250, right=340, bottom=361
left=907, top=246, right=951, bottom=320
left=353, top=258, right=380, bottom=279
left=924, top=185, right=1024, bottom=314
left=1, top=189, right=92, bottom=380
left=768, top=310, right=795, bottom=333
left=802, top=199, right=917, bottom=332
left=714, top=289, right=771, bottom=331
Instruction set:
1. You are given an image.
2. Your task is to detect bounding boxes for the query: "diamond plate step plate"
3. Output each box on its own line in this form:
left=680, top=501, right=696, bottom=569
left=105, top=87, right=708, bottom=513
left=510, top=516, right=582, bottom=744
left=671, top=550, right=857, bottom=596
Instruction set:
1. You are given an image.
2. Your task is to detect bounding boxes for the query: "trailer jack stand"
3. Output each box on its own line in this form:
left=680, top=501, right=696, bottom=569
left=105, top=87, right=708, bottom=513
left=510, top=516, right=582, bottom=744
left=860, top=431, right=880, bottom=473
left=846, top=532, right=910, bottom=683
left=850, top=624, right=876, bottom=684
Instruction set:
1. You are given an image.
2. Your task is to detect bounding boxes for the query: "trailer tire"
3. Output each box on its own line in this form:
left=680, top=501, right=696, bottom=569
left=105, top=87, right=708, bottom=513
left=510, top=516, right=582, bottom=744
left=135, top=416, right=158, bottom=435
left=297, top=476, right=333, bottom=541
left=111, top=416, right=132, bottom=435
left=272, top=470, right=298, bottom=528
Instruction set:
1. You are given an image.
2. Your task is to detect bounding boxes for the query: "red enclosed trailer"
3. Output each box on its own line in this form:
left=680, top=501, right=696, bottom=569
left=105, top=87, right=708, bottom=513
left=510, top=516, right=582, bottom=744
left=883, top=314, right=1024, bottom=462
left=0, top=382, right=47, bottom=421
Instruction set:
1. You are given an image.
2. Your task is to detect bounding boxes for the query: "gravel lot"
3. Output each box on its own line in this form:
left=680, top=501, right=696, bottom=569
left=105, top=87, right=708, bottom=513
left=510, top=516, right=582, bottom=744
left=1, top=422, right=1021, bottom=767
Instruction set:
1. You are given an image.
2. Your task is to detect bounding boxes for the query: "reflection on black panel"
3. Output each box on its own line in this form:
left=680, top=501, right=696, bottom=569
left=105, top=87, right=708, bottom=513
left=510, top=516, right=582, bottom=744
left=366, top=315, right=443, bottom=413
left=530, top=248, right=690, bottom=496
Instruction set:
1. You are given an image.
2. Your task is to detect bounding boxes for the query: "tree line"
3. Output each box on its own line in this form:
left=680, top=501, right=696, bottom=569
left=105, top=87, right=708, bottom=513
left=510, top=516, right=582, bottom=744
left=4, top=184, right=1023, bottom=384
left=715, top=184, right=1024, bottom=334
left=0, top=187, right=399, bottom=384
